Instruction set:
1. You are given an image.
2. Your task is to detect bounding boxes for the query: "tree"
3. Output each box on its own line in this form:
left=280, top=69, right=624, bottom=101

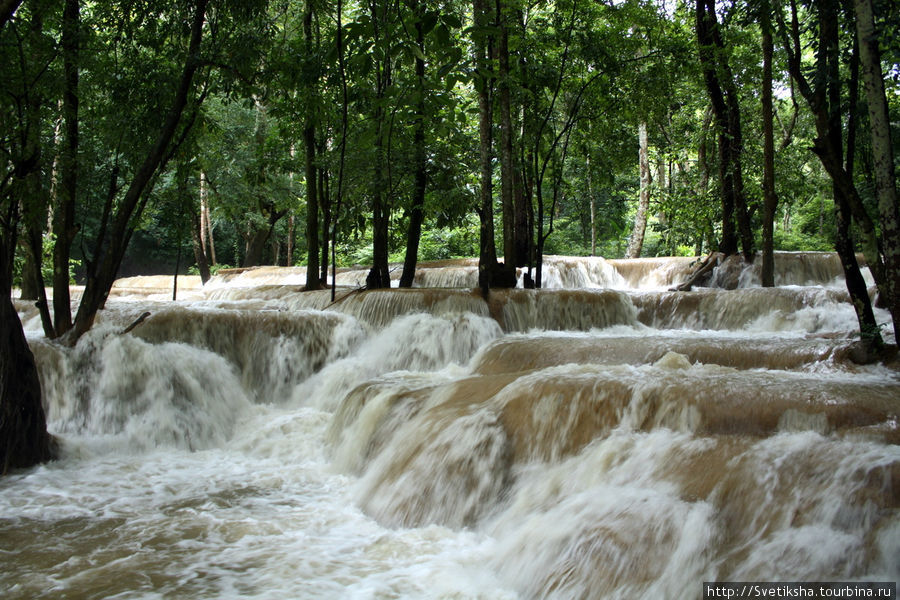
left=0, top=2, right=55, bottom=475
left=626, top=120, right=651, bottom=258
left=303, top=0, right=322, bottom=290
left=695, top=0, right=754, bottom=261
left=497, top=0, right=516, bottom=283
left=399, top=0, right=428, bottom=288
left=774, top=0, right=888, bottom=349
left=68, top=0, right=212, bottom=341
left=472, top=0, right=502, bottom=292
left=854, top=0, right=900, bottom=343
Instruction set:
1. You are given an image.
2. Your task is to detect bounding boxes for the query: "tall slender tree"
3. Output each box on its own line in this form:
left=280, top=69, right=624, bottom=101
left=399, top=0, right=428, bottom=288
left=303, top=0, right=322, bottom=290
left=854, top=0, right=900, bottom=342
left=776, top=0, right=884, bottom=349
left=695, top=0, right=754, bottom=260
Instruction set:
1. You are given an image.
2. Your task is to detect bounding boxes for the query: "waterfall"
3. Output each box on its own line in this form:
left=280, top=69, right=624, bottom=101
left=4, top=252, right=897, bottom=599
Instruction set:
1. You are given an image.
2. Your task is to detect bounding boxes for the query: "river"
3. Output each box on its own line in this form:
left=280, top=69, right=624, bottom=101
left=2, top=252, right=898, bottom=599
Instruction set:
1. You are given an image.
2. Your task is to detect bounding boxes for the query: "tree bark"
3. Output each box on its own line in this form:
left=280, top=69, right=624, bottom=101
left=190, top=205, right=211, bottom=283
left=473, top=0, right=500, bottom=293
left=400, top=1, right=427, bottom=288
left=52, top=0, right=79, bottom=336
left=200, top=171, right=215, bottom=265
left=0, top=294, right=55, bottom=474
left=695, top=0, right=753, bottom=260
left=331, top=0, right=349, bottom=302
left=319, top=162, right=330, bottom=283
left=855, top=0, right=900, bottom=342
left=587, top=153, right=596, bottom=256
left=626, top=121, right=651, bottom=258
left=303, top=0, right=321, bottom=290
left=775, top=0, right=883, bottom=347
left=497, top=0, right=516, bottom=281
left=366, top=0, right=391, bottom=290
left=1, top=246, right=54, bottom=474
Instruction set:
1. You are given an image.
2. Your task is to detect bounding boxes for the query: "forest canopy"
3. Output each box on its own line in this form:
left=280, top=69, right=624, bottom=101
left=1, top=0, right=899, bottom=316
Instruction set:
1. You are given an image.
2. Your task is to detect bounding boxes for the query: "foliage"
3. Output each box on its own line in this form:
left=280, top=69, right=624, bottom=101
left=4, top=0, right=891, bottom=290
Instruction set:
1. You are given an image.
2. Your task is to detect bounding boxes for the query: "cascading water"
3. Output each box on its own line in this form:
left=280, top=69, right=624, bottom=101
left=3, top=252, right=897, bottom=599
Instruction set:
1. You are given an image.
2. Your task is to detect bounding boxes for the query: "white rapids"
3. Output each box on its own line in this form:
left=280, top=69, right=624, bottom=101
left=2, top=252, right=898, bottom=599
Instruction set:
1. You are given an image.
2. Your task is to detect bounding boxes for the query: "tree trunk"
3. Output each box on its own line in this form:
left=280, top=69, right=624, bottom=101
left=1, top=248, right=54, bottom=474
left=473, top=0, right=499, bottom=293
left=19, top=238, right=39, bottom=301
left=400, top=1, right=427, bottom=288
left=587, top=154, right=596, bottom=256
left=303, top=120, right=320, bottom=286
left=320, top=163, right=330, bottom=284
left=200, top=171, right=215, bottom=265
left=366, top=0, right=391, bottom=290
left=777, top=0, right=885, bottom=295
left=696, top=0, right=752, bottom=259
left=303, top=0, right=321, bottom=291
left=0, top=295, right=55, bottom=474
left=331, top=0, right=349, bottom=302
left=822, top=0, right=882, bottom=348
left=626, top=121, right=650, bottom=258
left=855, top=0, right=900, bottom=342
left=190, top=206, right=211, bottom=283
left=760, top=3, right=778, bottom=287
left=68, top=0, right=209, bottom=344
left=52, top=0, right=79, bottom=336
left=0, top=102, right=54, bottom=474
left=834, top=185, right=881, bottom=347
left=497, top=0, right=516, bottom=281
left=775, top=0, right=883, bottom=348
left=286, top=212, right=294, bottom=266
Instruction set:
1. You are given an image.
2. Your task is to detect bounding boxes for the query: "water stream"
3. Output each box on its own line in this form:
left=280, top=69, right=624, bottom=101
left=3, top=252, right=898, bottom=599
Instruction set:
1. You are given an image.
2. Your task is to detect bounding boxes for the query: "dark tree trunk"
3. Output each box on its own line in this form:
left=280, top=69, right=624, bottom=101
left=515, top=17, right=533, bottom=270
left=19, top=238, right=39, bottom=301
left=513, top=160, right=530, bottom=266
left=303, top=120, right=320, bottom=288
left=823, top=0, right=882, bottom=348
left=243, top=204, right=285, bottom=268
left=834, top=187, right=881, bottom=346
left=366, top=0, right=391, bottom=290
left=855, top=0, right=900, bottom=342
left=473, top=0, right=500, bottom=293
left=52, top=0, right=79, bottom=336
left=331, top=0, right=349, bottom=302
left=303, top=0, right=321, bottom=291
left=497, top=0, right=516, bottom=281
left=0, top=76, right=54, bottom=473
left=400, top=1, right=427, bottom=289
left=775, top=0, right=883, bottom=348
left=190, top=205, right=211, bottom=283
left=68, top=0, right=209, bottom=344
left=777, top=0, right=884, bottom=293
left=696, top=0, right=753, bottom=260
left=1, top=241, right=54, bottom=474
